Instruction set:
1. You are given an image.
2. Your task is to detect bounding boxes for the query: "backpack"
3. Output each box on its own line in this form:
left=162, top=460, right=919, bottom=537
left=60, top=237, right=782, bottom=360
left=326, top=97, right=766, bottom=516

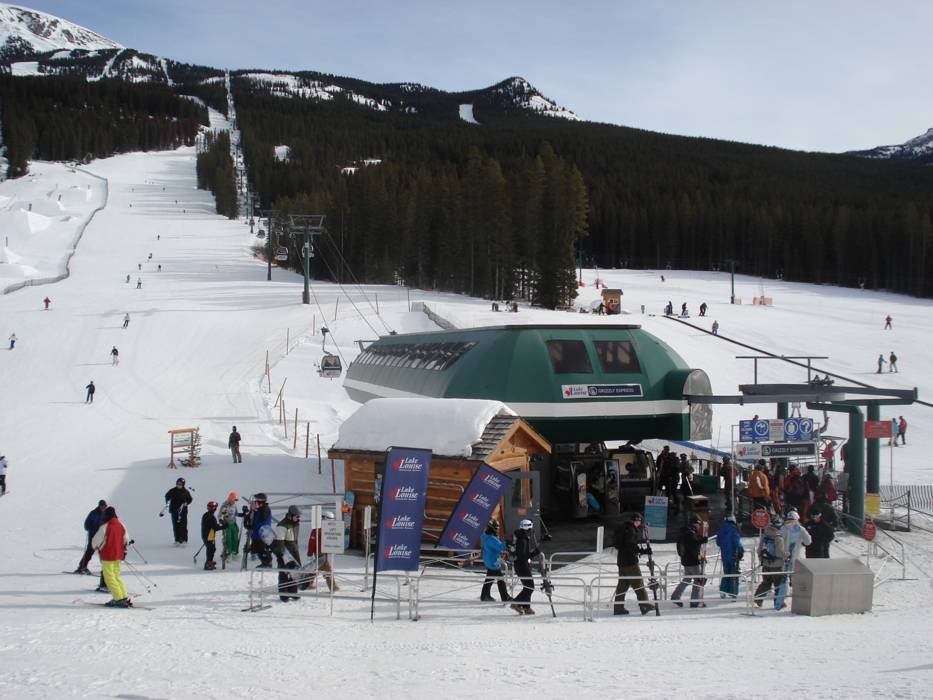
left=789, top=477, right=807, bottom=499
left=759, top=534, right=777, bottom=562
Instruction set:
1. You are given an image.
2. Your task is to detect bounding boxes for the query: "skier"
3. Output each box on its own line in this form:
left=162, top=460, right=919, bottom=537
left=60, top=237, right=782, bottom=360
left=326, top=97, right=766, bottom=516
left=218, top=492, right=240, bottom=560
left=8, top=333, right=16, bottom=350
left=0, top=454, right=6, bottom=496
left=699, top=302, right=707, bottom=316
left=148, top=253, right=152, bottom=260
left=748, top=460, right=771, bottom=511
left=125, top=274, right=130, bottom=284
left=201, top=501, right=222, bottom=570
left=91, top=506, right=132, bottom=607
left=305, top=511, right=339, bottom=591
left=137, top=263, right=141, bottom=271
left=889, top=351, right=898, bottom=372
left=897, top=416, right=907, bottom=446
left=782, top=465, right=808, bottom=518
left=228, top=426, right=242, bottom=463
left=753, top=515, right=787, bottom=609
left=85, top=380, right=95, bottom=403
left=814, top=473, right=838, bottom=509
left=122, top=313, right=130, bottom=329
left=804, top=510, right=833, bottom=558
left=719, top=456, right=736, bottom=511
left=884, top=315, right=892, bottom=330
left=479, top=519, right=512, bottom=603
left=711, top=320, right=719, bottom=335
left=680, top=302, right=688, bottom=317
left=717, top=514, right=744, bottom=598
left=775, top=510, right=811, bottom=609
left=510, top=519, right=538, bottom=615
left=75, top=499, right=108, bottom=574
left=110, top=346, right=119, bottom=366
left=163, top=477, right=193, bottom=544
left=43, top=296, right=51, bottom=310
left=671, top=516, right=708, bottom=608
left=250, top=493, right=273, bottom=568
left=272, top=505, right=302, bottom=568
left=136, top=277, right=142, bottom=289
left=877, top=354, right=886, bottom=374
left=612, top=512, right=653, bottom=615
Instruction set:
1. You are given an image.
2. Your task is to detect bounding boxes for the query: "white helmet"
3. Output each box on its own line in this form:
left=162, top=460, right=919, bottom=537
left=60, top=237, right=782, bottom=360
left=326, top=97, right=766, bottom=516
left=323, top=511, right=336, bottom=519
left=519, top=519, right=533, bottom=531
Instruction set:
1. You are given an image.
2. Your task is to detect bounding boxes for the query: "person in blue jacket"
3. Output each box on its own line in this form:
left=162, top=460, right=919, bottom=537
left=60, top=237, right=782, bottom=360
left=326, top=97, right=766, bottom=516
left=250, top=492, right=273, bottom=568
left=717, top=514, right=744, bottom=598
left=479, top=519, right=512, bottom=602
left=75, top=499, right=108, bottom=574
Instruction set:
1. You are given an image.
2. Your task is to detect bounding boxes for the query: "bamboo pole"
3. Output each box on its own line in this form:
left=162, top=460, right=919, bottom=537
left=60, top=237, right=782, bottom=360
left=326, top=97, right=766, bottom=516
left=330, top=457, right=336, bottom=492
left=273, top=378, right=287, bottom=408
left=317, top=433, right=322, bottom=475
left=283, top=401, right=288, bottom=439
left=286, top=328, right=290, bottom=355
left=334, top=298, right=339, bottom=321
left=293, top=408, right=298, bottom=449
left=305, top=422, right=310, bottom=459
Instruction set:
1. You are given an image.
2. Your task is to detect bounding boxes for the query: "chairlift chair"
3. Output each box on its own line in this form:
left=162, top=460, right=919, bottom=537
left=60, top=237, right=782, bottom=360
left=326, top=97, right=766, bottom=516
left=319, top=326, right=342, bottom=378
left=274, top=246, right=289, bottom=261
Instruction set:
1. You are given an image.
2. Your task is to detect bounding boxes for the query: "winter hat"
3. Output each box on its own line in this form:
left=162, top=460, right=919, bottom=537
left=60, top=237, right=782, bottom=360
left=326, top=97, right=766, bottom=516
left=323, top=511, right=336, bottom=519
left=228, top=491, right=238, bottom=502
left=811, top=511, right=822, bottom=519
left=786, top=510, right=800, bottom=521
left=103, top=506, right=116, bottom=521
left=98, top=499, right=107, bottom=508
left=287, top=505, right=301, bottom=517
left=176, top=477, right=185, bottom=486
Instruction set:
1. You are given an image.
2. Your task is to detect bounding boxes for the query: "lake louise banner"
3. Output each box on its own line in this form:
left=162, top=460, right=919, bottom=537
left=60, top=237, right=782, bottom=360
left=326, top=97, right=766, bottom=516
left=375, top=447, right=432, bottom=572
left=438, top=463, right=511, bottom=550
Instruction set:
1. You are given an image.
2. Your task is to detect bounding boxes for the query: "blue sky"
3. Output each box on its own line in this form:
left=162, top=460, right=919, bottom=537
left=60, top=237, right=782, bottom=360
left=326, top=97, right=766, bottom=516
left=22, top=0, right=933, bottom=152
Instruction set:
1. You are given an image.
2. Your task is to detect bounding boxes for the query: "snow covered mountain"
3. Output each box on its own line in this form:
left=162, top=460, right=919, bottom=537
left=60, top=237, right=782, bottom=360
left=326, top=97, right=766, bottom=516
left=0, top=3, right=120, bottom=61
left=845, top=128, right=933, bottom=163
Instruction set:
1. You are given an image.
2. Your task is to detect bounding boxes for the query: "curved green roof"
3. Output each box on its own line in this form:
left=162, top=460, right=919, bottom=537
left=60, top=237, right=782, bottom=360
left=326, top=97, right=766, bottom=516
left=344, top=324, right=711, bottom=443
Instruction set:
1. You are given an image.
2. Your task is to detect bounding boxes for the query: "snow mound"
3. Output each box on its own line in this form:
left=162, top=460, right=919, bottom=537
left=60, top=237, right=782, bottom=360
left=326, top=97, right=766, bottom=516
left=333, top=398, right=516, bottom=457
left=0, top=207, right=52, bottom=233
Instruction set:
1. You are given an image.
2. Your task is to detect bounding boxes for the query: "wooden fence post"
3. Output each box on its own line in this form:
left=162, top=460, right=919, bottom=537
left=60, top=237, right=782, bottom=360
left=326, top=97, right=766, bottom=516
left=286, top=328, right=290, bottom=355
left=273, top=378, right=287, bottom=408
left=283, top=401, right=288, bottom=439
left=317, top=434, right=322, bottom=475
left=293, top=408, right=298, bottom=449
left=305, top=422, right=310, bottom=459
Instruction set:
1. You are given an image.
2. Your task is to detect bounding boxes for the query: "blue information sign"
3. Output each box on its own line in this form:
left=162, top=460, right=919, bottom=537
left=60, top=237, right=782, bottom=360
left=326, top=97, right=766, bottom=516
left=375, top=447, right=431, bottom=572
left=740, top=418, right=814, bottom=442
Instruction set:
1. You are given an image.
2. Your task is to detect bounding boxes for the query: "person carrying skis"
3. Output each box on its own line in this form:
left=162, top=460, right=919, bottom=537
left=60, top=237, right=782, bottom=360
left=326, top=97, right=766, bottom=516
left=228, top=426, right=242, bottom=463
left=753, top=515, right=787, bottom=609
left=273, top=505, right=302, bottom=568
left=612, top=512, right=653, bottom=615
left=717, top=514, right=744, bottom=598
left=85, top=380, right=95, bottom=403
left=805, top=510, right=833, bottom=558
left=250, top=493, right=273, bottom=568
left=671, top=516, right=709, bottom=608
left=218, top=492, right=240, bottom=560
left=774, top=510, right=811, bottom=609
left=510, top=519, right=539, bottom=615
left=201, top=501, right=222, bottom=570
left=480, top=519, right=512, bottom=603
left=75, top=499, right=108, bottom=574
left=0, top=454, right=6, bottom=496
left=110, top=346, right=119, bottom=366
left=305, top=511, right=339, bottom=591
left=91, top=506, right=132, bottom=607
left=164, top=477, right=193, bottom=544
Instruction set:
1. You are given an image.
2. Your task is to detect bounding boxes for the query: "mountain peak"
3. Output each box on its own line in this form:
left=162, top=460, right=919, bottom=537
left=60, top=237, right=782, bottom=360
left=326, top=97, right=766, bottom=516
left=846, top=127, right=933, bottom=163
left=0, top=3, right=121, bottom=61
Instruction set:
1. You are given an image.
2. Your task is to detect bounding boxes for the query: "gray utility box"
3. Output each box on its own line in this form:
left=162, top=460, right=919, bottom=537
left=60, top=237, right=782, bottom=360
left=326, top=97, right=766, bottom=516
left=791, top=558, right=874, bottom=616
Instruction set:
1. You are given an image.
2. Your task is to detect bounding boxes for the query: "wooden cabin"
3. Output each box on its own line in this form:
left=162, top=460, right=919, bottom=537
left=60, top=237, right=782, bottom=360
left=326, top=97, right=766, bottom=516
left=328, top=398, right=551, bottom=548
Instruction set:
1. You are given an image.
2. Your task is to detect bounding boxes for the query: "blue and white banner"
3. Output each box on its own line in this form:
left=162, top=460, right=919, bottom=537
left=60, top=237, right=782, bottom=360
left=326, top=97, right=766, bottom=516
left=375, top=447, right=431, bottom=572
left=438, top=463, right=512, bottom=550
left=740, top=417, right=814, bottom=442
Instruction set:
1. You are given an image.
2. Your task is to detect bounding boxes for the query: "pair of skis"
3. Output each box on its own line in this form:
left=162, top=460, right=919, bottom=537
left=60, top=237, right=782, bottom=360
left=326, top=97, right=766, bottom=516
left=538, top=553, right=556, bottom=618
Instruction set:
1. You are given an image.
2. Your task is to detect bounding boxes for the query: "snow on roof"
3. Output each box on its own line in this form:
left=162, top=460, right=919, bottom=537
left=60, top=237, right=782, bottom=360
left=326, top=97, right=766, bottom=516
left=333, top=398, right=516, bottom=457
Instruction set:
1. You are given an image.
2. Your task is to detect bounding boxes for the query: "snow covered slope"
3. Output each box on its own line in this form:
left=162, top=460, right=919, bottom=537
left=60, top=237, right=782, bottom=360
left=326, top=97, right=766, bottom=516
left=0, top=3, right=120, bottom=60
left=846, top=127, right=933, bottom=161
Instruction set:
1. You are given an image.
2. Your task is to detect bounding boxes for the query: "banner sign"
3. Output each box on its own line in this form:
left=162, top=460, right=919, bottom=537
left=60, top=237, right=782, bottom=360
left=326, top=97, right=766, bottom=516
left=438, top=463, right=511, bottom=550
left=740, top=418, right=814, bottom=442
left=864, top=420, right=894, bottom=440
left=375, top=447, right=431, bottom=572
left=561, top=383, right=643, bottom=399
left=644, top=495, right=668, bottom=541
left=760, top=441, right=817, bottom=458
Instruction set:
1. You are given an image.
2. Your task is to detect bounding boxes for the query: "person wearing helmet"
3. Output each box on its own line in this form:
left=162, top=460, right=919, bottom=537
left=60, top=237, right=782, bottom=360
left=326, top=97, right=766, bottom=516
left=218, top=492, right=241, bottom=562
left=612, top=512, right=653, bottom=615
left=273, top=505, right=303, bottom=569
left=748, top=461, right=771, bottom=512
left=480, top=519, right=512, bottom=603
left=201, top=501, right=222, bottom=570
left=753, top=515, right=787, bottom=609
left=716, top=513, right=744, bottom=599
left=510, top=519, right=539, bottom=615
left=250, top=493, right=273, bottom=568
left=305, top=510, right=339, bottom=592
left=164, top=477, right=193, bottom=545
left=774, top=509, right=812, bottom=609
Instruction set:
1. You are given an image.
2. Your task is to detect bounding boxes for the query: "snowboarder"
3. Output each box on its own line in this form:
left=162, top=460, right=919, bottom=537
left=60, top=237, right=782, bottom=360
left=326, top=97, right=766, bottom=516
left=76, top=499, right=108, bottom=574
left=717, top=514, right=743, bottom=598
left=91, top=506, right=132, bottom=607
left=85, top=380, right=95, bottom=403
left=110, top=346, right=119, bottom=366
left=305, top=511, right=339, bottom=591
left=671, top=516, right=708, bottom=608
left=804, top=510, right=833, bottom=558
left=163, top=477, right=193, bottom=544
left=228, top=426, right=242, bottom=463
left=0, top=454, right=6, bottom=496
left=753, top=515, right=787, bottom=609
left=201, top=501, right=221, bottom=570
left=122, top=313, right=130, bottom=329
left=480, top=519, right=512, bottom=603
left=897, top=416, right=907, bottom=445
left=250, top=493, right=273, bottom=568
left=612, top=512, right=653, bottom=615
left=877, top=354, right=886, bottom=373
left=136, top=277, right=142, bottom=289
left=43, top=297, right=51, bottom=310
left=510, top=519, right=539, bottom=614
left=711, top=320, right=719, bottom=335
left=272, top=505, right=302, bottom=568
left=8, top=333, right=16, bottom=350
left=218, top=492, right=240, bottom=560
left=889, top=351, right=898, bottom=373
left=884, top=315, right=892, bottom=330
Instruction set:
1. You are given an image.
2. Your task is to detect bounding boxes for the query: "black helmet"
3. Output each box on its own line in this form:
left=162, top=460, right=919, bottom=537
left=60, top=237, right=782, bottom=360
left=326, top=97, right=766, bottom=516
left=486, top=519, right=499, bottom=532
left=176, top=477, right=185, bottom=486
left=254, top=492, right=267, bottom=503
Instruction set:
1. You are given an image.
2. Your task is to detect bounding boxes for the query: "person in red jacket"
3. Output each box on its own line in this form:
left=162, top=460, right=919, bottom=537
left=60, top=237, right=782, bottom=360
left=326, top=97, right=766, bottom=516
left=91, top=506, right=132, bottom=607
left=305, top=511, right=339, bottom=592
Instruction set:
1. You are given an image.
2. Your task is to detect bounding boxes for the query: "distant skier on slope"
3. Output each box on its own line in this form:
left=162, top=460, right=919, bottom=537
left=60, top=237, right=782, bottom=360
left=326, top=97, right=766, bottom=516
left=122, top=313, right=130, bottom=329
left=43, top=296, right=51, bottom=310
left=228, top=426, right=242, bottom=463
left=877, top=354, right=886, bottom=374
left=110, top=346, right=119, bottom=366
left=91, top=506, right=132, bottom=608
left=85, top=380, right=95, bottom=403
left=0, top=454, right=7, bottom=496
left=8, top=333, right=16, bottom=350
left=884, top=315, right=892, bottom=330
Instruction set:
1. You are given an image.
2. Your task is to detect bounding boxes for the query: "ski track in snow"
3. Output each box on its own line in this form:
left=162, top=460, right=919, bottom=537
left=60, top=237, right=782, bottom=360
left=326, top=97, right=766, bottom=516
left=0, top=149, right=932, bottom=697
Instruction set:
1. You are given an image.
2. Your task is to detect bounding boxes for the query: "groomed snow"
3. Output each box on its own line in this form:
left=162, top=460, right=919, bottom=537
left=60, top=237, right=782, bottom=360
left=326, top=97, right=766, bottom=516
left=459, top=103, right=479, bottom=124
left=0, top=148, right=932, bottom=698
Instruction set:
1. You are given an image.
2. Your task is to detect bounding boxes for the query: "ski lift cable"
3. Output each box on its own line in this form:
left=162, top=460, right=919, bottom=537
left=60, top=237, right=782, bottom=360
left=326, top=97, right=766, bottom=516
left=321, top=227, right=395, bottom=335
left=314, top=242, right=386, bottom=337
left=306, top=279, right=349, bottom=368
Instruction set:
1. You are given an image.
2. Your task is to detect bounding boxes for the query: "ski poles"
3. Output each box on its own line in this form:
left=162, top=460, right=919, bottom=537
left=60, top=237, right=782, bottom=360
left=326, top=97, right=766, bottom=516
left=123, top=559, right=157, bottom=593
left=130, top=541, right=148, bottom=565
left=193, top=543, right=205, bottom=566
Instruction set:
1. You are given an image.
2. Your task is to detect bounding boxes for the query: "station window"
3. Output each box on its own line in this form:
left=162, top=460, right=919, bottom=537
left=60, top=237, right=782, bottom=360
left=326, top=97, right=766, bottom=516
left=546, top=339, right=593, bottom=374
left=356, top=341, right=476, bottom=371
left=593, top=340, right=641, bottom=373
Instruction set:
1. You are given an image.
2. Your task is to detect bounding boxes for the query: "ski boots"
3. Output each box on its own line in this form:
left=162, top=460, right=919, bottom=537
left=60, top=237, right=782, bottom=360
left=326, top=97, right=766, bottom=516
left=204, top=561, right=217, bottom=571
left=613, top=606, right=630, bottom=616
left=480, top=595, right=495, bottom=602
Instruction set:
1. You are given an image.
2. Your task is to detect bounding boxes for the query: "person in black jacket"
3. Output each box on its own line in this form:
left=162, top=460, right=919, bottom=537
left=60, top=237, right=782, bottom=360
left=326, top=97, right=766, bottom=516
left=510, top=519, right=539, bottom=615
left=804, top=511, right=834, bottom=558
left=164, top=477, right=193, bottom=544
left=201, top=501, right=221, bottom=570
left=613, top=512, right=653, bottom=615
left=671, top=516, right=709, bottom=608
left=75, top=499, right=108, bottom=574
